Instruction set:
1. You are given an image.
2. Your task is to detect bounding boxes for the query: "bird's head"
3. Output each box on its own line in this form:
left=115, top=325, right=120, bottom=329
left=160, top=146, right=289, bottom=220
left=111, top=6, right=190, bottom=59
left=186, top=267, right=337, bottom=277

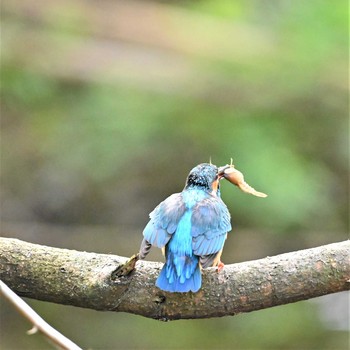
left=185, top=163, right=220, bottom=194
left=185, top=161, right=268, bottom=198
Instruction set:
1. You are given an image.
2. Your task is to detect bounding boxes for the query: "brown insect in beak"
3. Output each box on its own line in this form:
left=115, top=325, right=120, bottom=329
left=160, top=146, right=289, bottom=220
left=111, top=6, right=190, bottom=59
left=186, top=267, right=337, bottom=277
left=218, top=163, right=268, bottom=198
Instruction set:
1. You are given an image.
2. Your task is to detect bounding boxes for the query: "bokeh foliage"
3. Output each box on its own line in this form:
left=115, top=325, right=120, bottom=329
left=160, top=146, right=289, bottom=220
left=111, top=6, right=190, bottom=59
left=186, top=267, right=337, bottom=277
left=1, top=0, right=348, bottom=349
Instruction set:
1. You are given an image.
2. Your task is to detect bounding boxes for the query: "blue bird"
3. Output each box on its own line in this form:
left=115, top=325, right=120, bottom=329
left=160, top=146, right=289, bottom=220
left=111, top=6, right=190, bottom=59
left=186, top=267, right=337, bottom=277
left=137, top=162, right=267, bottom=292
left=138, top=163, right=232, bottom=293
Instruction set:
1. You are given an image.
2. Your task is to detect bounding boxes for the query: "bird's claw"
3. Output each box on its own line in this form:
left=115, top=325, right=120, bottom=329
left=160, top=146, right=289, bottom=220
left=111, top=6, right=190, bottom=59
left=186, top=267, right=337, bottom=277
left=217, top=261, right=224, bottom=273
left=112, top=254, right=139, bottom=279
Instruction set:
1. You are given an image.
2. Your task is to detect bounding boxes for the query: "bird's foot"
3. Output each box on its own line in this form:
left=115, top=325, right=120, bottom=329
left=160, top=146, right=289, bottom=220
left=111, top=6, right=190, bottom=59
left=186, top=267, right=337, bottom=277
left=112, top=254, right=139, bottom=279
left=217, top=261, right=224, bottom=273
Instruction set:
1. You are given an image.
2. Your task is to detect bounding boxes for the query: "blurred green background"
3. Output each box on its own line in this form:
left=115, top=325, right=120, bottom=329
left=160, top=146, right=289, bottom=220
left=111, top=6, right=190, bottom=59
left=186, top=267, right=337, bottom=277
left=1, top=0, right=348, bottom=349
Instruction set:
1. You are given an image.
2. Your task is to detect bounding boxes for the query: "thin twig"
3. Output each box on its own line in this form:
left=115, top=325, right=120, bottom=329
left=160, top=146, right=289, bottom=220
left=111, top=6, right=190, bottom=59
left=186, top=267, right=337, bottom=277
left=0, top=280, right=82, bottom=350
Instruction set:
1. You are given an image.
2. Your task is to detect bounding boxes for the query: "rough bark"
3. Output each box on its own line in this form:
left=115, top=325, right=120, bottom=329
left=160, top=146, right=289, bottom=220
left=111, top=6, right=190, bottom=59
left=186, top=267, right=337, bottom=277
left=0, top=237, right=349, bottom=321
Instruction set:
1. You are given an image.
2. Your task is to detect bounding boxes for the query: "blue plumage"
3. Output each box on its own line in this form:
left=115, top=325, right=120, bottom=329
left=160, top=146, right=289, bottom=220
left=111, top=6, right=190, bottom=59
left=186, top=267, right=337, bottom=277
left=140, top=163, right=232, bottom=293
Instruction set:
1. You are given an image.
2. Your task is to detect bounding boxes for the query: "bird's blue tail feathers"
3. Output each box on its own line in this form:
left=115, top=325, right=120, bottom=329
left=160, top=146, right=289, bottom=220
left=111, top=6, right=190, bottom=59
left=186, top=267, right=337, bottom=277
left=156, top=253, right=201, bottom=293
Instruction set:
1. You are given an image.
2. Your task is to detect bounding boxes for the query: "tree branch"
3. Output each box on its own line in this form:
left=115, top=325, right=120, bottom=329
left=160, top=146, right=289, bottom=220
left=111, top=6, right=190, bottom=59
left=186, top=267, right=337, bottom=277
left=0, top=237, right=349, bottom=321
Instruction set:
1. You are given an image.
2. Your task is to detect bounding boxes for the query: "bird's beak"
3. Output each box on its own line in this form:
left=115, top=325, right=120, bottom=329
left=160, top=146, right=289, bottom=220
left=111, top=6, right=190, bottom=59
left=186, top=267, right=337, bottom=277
left=218, top=165, right=231, bottom=177
left=218, top=164, right=268, bottom=198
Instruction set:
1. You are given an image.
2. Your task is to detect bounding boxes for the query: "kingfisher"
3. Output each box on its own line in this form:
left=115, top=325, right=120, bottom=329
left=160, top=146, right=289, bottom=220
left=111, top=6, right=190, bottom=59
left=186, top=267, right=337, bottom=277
left=137, top=162, right=267, bottom=293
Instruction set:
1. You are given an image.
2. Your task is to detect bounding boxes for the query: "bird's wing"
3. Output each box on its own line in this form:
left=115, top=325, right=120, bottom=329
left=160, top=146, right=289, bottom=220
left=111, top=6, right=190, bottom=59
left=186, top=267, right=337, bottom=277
left=191, top=196, right=231, bottom=256
left=143, top=193, right=186, bottom=248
